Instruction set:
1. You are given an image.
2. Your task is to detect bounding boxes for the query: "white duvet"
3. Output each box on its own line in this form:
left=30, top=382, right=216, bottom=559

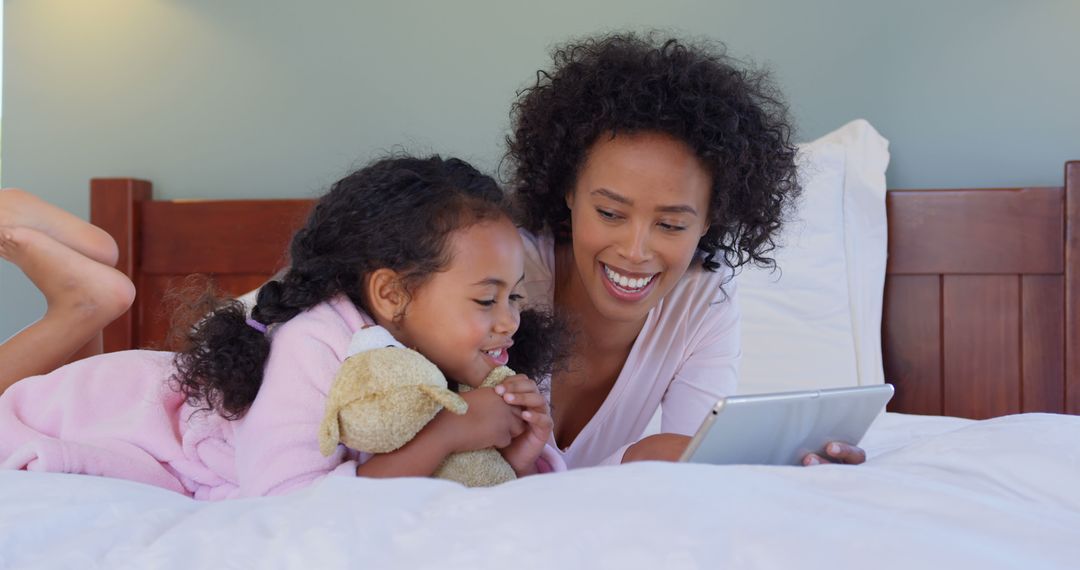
left=1, top=413, right=1078, bottom=569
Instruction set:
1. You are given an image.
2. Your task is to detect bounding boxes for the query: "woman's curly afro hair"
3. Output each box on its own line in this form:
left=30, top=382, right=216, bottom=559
left=506, top=32, right=800, bottom=272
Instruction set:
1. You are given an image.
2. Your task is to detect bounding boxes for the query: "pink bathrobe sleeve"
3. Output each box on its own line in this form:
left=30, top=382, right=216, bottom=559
left=231, top=296, right=367, bottom=497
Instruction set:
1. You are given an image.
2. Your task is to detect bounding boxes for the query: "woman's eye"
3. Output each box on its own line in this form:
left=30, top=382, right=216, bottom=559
left=509, top=294, right=525, bottom=303
left=659, top=222, right=687, bottom=232
left=473, top=299, right=496, bottom=307
left=596, top=208, right=620, bottom=221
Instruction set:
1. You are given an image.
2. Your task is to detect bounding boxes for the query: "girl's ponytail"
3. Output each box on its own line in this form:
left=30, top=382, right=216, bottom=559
left=172, top=268, right=339, bottom=419
left=172, top=299, right=270, bottom=420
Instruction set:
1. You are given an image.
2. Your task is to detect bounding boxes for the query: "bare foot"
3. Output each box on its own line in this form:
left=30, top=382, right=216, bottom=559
left=0, top=226, right=134, bottom=325
left=0, top=188, right=119, bottom=266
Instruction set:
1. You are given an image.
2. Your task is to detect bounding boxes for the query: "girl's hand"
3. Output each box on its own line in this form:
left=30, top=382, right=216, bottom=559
left=802, top=441, right=866, bottom=466
left=622, top=433, right=691, bottom=463
left=494, top=374, right=552, bottom=476
left=440, top=387, right=525, bottom=452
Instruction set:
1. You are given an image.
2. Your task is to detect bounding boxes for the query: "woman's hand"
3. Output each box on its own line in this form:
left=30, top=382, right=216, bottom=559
left=802, top=441, right=866, bottom=466
left=439, top=387, right=525, bottom=452
left=494, top=374, right=553, bottom=476
left=622, top=433, right=691, bottom=463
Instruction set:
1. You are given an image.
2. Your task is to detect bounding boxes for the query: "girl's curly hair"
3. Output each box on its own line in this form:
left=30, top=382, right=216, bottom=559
left=505, top=32, right=800, bottom=272
left=170, top=155, right=567, bottom=420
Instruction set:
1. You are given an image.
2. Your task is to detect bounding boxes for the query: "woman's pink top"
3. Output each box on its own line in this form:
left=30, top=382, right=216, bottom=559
left=519, top=230, right=741, bottom=468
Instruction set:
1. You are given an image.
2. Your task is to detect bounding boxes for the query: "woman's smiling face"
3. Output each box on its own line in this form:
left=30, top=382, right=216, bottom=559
left=564, top=131, right=712, bottom=324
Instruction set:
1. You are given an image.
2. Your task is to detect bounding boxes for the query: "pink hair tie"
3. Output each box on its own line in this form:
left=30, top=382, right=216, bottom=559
left=246, top=318, right=268, bottom=334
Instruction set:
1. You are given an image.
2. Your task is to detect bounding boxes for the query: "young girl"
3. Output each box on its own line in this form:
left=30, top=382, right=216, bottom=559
left=0, top=155, right=563, bottom=499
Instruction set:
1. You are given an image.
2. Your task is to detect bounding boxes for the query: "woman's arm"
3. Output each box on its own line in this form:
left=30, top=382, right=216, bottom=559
left=622, top=433, right=691, bottom=463
left=802, top=442, right=866, bottom=465
left=617, top=282, right=866, bottom=466
left=619, top=280, right=742, bottom=464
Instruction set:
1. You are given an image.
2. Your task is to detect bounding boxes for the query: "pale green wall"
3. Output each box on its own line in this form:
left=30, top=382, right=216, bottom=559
left=3, top=0, right=1079, bottom=337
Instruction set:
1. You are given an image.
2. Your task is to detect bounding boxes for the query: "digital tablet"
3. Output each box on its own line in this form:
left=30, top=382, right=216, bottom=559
left=678, top=384, right=894, bottom=466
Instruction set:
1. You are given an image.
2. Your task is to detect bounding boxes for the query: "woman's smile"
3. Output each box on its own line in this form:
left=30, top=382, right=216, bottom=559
left=599, top=262, right=661, bottom=301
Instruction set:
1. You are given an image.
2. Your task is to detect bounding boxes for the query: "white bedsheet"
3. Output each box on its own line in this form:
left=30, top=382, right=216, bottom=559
left=1, top=412, right=1077, bottom=569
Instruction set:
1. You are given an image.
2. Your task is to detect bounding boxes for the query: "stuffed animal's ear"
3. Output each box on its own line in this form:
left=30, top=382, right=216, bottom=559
left=419, top=385, right=468, bottom=415
left=318, top=405, right=342, bottom=457
left=480, top=365, right=517, bottom=388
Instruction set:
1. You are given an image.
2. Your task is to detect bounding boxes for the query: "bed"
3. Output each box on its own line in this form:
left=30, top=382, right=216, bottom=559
left=1, top=122, right=1077, bottom=568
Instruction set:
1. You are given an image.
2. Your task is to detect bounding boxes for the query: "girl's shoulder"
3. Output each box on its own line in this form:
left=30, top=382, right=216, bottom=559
left=267, top=295, right=370, bottom=360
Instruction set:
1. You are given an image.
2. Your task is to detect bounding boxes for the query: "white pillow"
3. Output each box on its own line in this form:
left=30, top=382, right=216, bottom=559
left=832, top=121, right=890, bottom=389
left=736, top=119, right=890, bottom=394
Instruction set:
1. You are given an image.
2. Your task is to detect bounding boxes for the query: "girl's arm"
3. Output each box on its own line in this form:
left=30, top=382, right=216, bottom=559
left=354, top=411, right=459, bottom=478
left=357, top=387, right=526, bottom=478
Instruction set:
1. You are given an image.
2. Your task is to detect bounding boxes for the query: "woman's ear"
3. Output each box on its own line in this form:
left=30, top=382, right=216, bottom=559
left=364, top=268, right=408, bottom=328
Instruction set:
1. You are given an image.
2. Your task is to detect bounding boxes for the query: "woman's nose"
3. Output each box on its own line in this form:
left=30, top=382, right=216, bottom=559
left=619, top=222, right=652, bottom=264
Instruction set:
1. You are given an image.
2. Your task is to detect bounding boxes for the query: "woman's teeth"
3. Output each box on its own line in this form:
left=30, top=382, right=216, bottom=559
left=604, top=265, right=656, bottom=291
left=484, top=349, right=503, bottom=358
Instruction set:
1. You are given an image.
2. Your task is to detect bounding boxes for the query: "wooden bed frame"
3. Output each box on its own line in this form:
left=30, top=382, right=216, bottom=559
left=89, top=161, right=1080, bottom=420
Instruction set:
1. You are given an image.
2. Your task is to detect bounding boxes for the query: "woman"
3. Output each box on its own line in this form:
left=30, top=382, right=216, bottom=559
left=506, top=33, right=865, bottom=467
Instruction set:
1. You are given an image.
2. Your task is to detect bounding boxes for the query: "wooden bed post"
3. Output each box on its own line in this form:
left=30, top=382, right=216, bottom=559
left=90, top=178, right=152, bottom=353
left=1066, top=161, right=1079, bottom=415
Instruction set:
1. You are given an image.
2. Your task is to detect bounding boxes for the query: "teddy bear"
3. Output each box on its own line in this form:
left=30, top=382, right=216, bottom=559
left=318, top=325, right=517, bottom=487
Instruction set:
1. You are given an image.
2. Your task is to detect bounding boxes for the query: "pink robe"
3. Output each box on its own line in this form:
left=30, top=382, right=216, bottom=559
left=1, top=295, right=564, bottom=498
left=2, top=297, right=378, bottom=499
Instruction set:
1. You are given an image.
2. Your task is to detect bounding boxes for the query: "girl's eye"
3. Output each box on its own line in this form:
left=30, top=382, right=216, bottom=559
left=658, top=222, right=688, bottom=232
left=474, top=299, right=496, bottom=307
left=509, top=294, right=525, bottom=304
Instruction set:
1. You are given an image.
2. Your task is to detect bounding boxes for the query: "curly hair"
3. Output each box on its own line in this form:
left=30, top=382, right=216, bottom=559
left=505, top=32, right=800, bottom=272
left=171, top=155, right=566, bottom=420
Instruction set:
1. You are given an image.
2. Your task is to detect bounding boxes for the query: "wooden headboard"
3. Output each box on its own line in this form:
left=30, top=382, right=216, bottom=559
left=89, top=161, right=1079, bottom=420
left=884, top=164, right=1079, bottom=419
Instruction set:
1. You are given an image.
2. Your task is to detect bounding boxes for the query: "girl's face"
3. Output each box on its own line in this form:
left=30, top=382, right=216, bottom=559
left=565, top=131, right=712, bottom=324
left=393, top=217, right=526, bottom=388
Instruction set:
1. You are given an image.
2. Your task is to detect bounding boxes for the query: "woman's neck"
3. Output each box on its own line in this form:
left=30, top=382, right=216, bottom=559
left=553, top=242, right=646, bottom=354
